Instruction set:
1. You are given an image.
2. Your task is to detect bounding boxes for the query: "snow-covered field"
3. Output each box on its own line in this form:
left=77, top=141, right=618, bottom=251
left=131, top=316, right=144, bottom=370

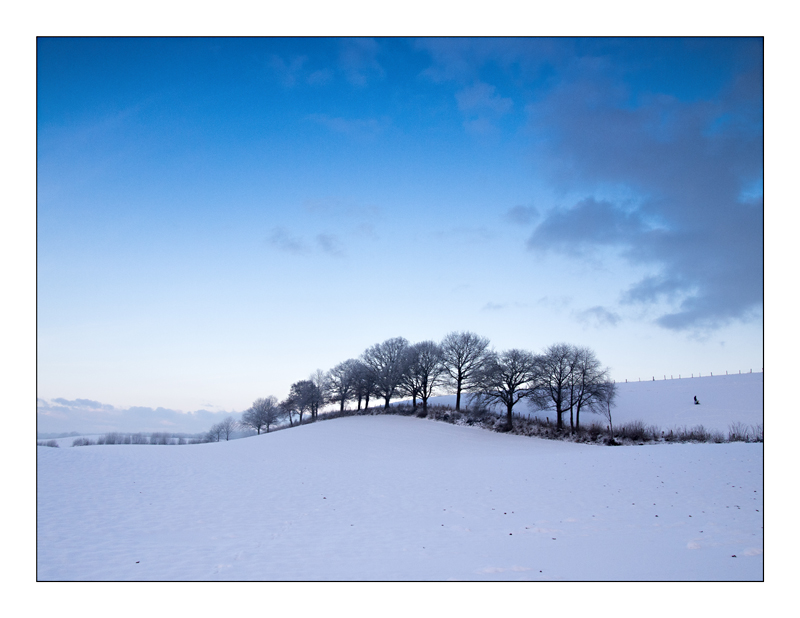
left=38, top=412, right=763, bottom=581
left=405, top=372, right=763, bottom=434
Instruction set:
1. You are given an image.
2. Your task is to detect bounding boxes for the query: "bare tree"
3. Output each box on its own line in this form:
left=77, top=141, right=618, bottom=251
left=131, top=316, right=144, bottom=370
left=400, top=341, right=446, bottom=412
left=308, top=369, right=329, bottom=420
left=475, top=349, right=537, bottom=430
left=592, top=380, right=618, bottom=438
left=328, top=359, right=361, bottom=411
left=532, top=343, right=575, bottom=432
left=361, top=337, right=409, bottom=409
left=566, top=346, right=610, bottom=432
left=352, top=360, right=377, bottom=410
left=206, top=422, right=224, bottom=442
left=440, top=331, right=491, bottom=411
left=279, top=398, right=297, bottom=426
left=241, top=396, right=281, bottom=434
left=398, top=346, right=422, bottom=409
left=219, top=416, right=238, bottom=441
left=286, top=380, right=322, bottom=424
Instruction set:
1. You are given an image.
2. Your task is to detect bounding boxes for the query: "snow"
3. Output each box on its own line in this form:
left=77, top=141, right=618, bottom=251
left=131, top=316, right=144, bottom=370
left=38, top=414, right=762, bottom=581
left=398, top=372, right=763, bottom=434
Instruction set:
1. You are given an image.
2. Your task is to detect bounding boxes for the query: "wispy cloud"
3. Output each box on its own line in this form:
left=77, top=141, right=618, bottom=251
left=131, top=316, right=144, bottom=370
left=536, top=296, right=573, bottom=309
left=268, top=54, right=307, bottom=87
left=481, top=301, right=529, bottom=312
left=307, top=113, right=389, bottom=138
left=268, top=227, right=347, bottom=258
left=575, top=305, right=622, bottom=328
left=307, top=68, right=333, bottom=85
left=504, top=205, right=539, bottom=226
left=338, top=38, right=384, bottom=87
left=456, top=82, right=513, bottom=115
left=455, top=81, right=513, bottom=134
left=316, top=233, right=345, bottom=257
left=268, top=227, right=308, bottom=254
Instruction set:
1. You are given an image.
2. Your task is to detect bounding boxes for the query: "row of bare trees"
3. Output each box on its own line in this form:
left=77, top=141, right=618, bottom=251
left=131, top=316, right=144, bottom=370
left=473, top=343, right=617, bottom=432
left=242, top=332, right=617, bottom=434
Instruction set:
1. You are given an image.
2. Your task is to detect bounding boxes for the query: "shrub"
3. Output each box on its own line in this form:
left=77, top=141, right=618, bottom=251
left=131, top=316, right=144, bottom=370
left=752, top=423, right=764, bottom=442
left=586, top=421, right=604, bottom=441
left=616, top=420, right=647, bottom=442
left=37, top=440, right=59, bottom=448
left=678, top=425, right=710, bottom=442
left=710, top=430, right=726, bottom=443
left=72, top=437, right=95, bottom=447
left=728, top=422, right=751, bottom=442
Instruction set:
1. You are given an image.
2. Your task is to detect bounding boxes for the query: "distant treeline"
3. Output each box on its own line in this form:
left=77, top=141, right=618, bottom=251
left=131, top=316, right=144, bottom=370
left=71, top=431, right=224, bottom=447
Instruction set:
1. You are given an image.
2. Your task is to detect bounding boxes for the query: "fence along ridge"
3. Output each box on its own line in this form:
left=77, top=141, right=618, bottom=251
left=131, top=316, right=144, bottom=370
left=614, top=368, right=763, bottom=383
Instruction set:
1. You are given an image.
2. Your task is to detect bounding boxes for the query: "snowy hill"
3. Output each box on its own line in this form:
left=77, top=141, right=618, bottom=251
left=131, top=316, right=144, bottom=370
left=38, top=414, right=762, bottom=581
left=395, top=372, right=763, bottom=434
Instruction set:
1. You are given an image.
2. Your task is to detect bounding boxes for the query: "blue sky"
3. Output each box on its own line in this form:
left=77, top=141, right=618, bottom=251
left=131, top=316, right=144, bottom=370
left=36, top=37, right=763, bottom=430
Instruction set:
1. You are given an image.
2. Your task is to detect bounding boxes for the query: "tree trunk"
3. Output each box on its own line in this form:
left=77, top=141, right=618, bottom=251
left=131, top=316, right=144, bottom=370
left=455, top=377, right=463, bottom=411
left=575, top=403, right=581, bottom=431
left=364, top=394, right=370, bottom=409
left=340, top=400, right=345, bottom=412
left=384, top=395, right=391, bottom=409
left=569, top=406, right=574, bottom=434
left=506, top=401, right=514, bottom=430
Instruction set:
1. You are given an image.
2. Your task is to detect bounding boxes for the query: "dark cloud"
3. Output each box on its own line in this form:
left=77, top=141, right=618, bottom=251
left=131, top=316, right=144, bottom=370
left=525, top=45, right=763, bottom=332
left=527, top=198, right=648, bottom=253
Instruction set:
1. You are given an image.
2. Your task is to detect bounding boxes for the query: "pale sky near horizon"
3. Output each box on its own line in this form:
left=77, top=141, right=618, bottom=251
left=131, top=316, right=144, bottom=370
left=35, top=36, right=763, bottom=430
